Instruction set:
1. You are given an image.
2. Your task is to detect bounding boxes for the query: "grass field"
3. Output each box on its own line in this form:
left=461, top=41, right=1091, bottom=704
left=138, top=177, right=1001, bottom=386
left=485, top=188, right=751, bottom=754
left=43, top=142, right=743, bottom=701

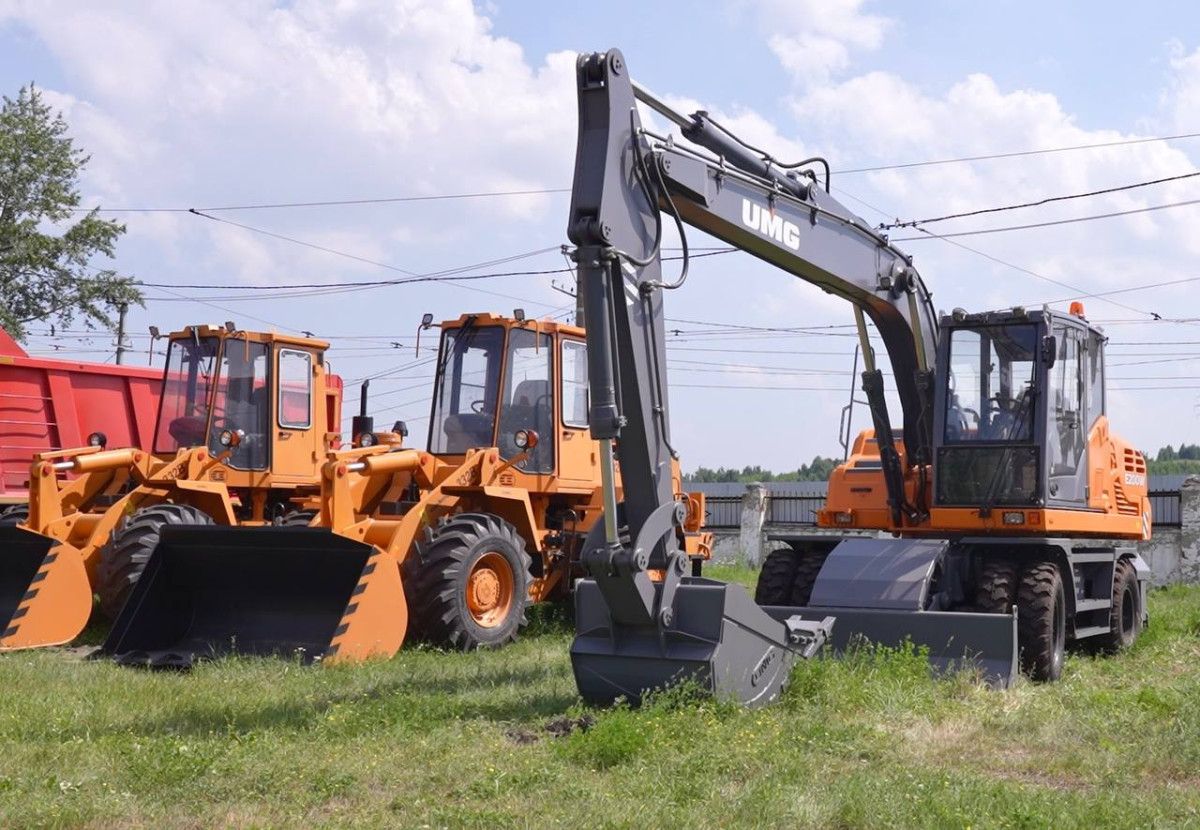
left=2, top=567, right=1199, bottom=828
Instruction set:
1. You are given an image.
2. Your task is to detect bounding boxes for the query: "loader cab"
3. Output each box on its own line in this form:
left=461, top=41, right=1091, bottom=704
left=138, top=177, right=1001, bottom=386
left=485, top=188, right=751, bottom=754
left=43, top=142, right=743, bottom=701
left=427, top=314, right=592, bottom=480
left=152, top=326, right=333, bottom=482
left=933, top=306, right=1105, bottom=512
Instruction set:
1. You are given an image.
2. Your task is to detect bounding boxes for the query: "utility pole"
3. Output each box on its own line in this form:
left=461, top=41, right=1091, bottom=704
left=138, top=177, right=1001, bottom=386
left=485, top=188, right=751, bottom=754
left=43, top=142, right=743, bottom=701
left=114, top=302, right=128, bottom=365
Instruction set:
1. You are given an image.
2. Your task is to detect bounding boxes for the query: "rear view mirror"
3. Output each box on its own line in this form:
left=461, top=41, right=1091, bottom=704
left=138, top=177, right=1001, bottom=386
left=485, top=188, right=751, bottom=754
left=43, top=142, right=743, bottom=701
left=1041, top=334, right=1057, bottom=368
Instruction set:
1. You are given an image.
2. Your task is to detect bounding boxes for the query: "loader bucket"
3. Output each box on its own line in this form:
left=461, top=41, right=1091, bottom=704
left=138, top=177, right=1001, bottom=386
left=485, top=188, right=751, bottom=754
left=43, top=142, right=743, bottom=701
left=103, top=526, right=407, bottom=667
left=571, top=577, right=833, bottom=707
left=0, top=526, right=92, bottom=650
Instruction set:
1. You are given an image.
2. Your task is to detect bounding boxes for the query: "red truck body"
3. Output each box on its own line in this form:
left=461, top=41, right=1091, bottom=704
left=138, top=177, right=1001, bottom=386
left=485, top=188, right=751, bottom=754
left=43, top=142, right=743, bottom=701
left=0, top=331, right=162, bottom=505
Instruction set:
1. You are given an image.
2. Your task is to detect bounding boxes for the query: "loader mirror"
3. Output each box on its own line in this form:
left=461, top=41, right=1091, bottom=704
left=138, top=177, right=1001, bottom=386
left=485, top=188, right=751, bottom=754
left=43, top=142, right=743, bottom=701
left=218, top=428, right=244, bottom=448
left=392, top=420, right=409, bottom=438
left=87, top=431, right=108, bottom=449
left=513, top=429, right=538, bottom=450
left=1041, top=335, right=1057, bottom=368
left=420, top=313, right=435, bottom=329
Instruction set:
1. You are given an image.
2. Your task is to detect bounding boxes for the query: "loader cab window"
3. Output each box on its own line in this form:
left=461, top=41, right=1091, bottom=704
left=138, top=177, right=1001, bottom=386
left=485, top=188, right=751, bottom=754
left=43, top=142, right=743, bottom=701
left=937, top=324, right=1040, bottom=506
left=209, top=339, right=271, bottom=470
left=277, top=349, right=313, bottom=429
left=429, top=325, right=504, bottom=455
left=561, top=339, right=589, bottom=429
left=154, top=336, right=220, bottom=454
left=498, top=327, right=555, bottom=473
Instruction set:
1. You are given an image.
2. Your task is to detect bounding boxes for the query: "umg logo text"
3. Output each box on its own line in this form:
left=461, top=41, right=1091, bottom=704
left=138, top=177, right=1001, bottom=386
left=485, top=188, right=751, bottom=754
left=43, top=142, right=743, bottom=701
left=741, top=198, right=801, bottom=251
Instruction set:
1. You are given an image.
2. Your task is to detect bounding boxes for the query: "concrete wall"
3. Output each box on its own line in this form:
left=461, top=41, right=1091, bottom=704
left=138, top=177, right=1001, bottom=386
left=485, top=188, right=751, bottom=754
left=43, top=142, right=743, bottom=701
left=712, top=478, right=1200, bottom=588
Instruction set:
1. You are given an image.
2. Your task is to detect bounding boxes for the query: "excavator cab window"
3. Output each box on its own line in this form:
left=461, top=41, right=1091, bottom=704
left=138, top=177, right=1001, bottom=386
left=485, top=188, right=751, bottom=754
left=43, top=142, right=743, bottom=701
left=497, top=328, right=555, bottom=473
left=428, top=326, right=504, bottom=454
left=154, top=336, right=220, bottom=454
left=209, top=339, right=271, bottom=470
left=937, top=324, right=1040, bottom=506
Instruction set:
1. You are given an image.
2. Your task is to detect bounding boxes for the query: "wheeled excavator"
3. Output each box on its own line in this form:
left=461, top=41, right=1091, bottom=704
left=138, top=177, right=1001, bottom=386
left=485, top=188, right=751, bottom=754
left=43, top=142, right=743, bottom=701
left=564, top=49, right=1150, bottom=706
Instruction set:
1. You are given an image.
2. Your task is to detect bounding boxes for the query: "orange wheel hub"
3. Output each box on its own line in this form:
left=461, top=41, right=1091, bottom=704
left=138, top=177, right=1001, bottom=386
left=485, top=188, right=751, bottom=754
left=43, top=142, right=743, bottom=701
left=466, top=552, right=514, bottom=628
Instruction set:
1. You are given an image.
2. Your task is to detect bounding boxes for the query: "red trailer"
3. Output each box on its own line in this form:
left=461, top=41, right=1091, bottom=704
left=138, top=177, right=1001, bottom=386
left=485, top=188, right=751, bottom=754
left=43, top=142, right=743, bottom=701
left=0, top=330, right=162, bottom=506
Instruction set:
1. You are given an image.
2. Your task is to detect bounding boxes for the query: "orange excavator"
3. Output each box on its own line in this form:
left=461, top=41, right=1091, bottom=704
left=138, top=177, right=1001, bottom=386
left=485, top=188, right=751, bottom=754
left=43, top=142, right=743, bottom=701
left=102, top=313, right=710, bottom=665
left=560, top=49, right=1149, bottom=705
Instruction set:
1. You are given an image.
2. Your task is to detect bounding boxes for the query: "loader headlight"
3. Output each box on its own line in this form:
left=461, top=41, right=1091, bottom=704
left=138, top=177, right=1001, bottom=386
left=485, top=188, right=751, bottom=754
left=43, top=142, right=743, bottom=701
left=87, top=431, right=107, bottom=449
left=218, top=428, right=244, bottom=448
left=1003, top=511, right=1025, bottom=525
left=513, top=429, right=539, bottom=450
left=357, top=431, right=378, bottom=448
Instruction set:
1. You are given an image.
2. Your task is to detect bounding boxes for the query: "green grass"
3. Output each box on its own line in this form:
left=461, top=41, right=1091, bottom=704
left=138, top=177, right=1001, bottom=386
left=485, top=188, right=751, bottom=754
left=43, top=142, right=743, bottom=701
left=2, top=577, right=1200, bottom=828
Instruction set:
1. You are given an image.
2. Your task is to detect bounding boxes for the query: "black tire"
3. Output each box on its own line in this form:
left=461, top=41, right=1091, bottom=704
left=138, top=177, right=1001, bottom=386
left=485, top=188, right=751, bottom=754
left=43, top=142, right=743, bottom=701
left=755, top=548, right=800, bottom=605
left=975, top=557, right=1018, bottom=614
left=277, top=509, right=317, bottom=527
left=1098, top=558, right=1141, bottom=653
left=1017, top=560, right=1067, bottom=682
left=95, top=503, right=215, bottom=621
left=0, top=504, right=29, bottom=526
left=788, top=550, right=829, bottom=607
left=412, top=513, right=532, bottom=650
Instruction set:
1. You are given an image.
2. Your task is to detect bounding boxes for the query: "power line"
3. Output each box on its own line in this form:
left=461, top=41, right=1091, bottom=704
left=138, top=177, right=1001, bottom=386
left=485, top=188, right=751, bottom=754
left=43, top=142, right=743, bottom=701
left=890, top=196, right=1200, bottom=242
left=880, top=170, right=1200, bottom=230
left=72, top=187, right=571, bottom=214
left=839, top=131, right=1200, bottom=175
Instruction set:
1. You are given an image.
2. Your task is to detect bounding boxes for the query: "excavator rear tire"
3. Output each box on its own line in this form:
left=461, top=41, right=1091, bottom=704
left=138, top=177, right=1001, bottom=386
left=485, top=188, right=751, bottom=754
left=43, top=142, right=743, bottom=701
left=1097, top=557, right=1141, bottom=653
left=975, top=556, right=1018, bottom=614
left=0, top=504, right=29, bottom=526
left=788, top=549, right=829, bottom=607
left=413, top=512, right=532, bottom=650
left=754, top=547, right=800, bottom=606
left=96, top=503, right=215, bottom=621
left=1017, top=560, right=1066, bottom=682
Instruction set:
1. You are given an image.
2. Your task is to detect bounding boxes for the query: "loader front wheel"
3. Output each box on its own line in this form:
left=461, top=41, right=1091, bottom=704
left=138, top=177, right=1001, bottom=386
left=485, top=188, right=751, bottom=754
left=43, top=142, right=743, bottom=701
left=1017, top=561, right=1066, bottom=682
left=414, top=513, right=532, bottom=650
left=96, top=503, right=215, bottom=620
left=755, top=548, right=800, bottom=605
left=0, top=504, right=29, bottom=526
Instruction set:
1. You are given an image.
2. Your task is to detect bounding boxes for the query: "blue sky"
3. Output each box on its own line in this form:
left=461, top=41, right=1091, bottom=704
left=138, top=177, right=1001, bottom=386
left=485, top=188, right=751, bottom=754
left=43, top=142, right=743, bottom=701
left=2, top=0, right=1199, bottom=470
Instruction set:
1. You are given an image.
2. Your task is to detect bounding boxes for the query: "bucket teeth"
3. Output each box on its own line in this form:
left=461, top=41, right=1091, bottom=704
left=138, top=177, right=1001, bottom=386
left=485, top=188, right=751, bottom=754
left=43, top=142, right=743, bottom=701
left=0, top=527, right=91, bottom=651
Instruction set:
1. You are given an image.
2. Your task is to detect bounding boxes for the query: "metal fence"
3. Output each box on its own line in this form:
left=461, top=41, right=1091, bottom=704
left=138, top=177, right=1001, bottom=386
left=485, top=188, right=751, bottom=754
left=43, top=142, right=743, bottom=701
left=687, top=476, right=1186, bottom=529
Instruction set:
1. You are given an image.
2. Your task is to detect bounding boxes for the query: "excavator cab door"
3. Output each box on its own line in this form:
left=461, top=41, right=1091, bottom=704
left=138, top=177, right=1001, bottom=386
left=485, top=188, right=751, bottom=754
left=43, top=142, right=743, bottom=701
left=1044, top=322, right=1089, bottom=506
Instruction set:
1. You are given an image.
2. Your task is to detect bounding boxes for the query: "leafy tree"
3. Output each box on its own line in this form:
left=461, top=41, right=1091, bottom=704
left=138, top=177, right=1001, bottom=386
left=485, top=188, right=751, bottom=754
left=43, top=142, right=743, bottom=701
left=687, top=455, right=844, bottom=483
left=0, top=84, right=140, bottom=342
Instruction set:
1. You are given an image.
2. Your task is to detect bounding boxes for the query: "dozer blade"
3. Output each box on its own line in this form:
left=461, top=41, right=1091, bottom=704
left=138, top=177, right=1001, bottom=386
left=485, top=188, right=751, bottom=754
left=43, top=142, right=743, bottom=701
left=0, top=526, right=92, bottom=650
left=779, top=536, right=1019, bottom=688
left=103, top=526, right=407, bottom=668
left=571, top=577, right=833, bottom=707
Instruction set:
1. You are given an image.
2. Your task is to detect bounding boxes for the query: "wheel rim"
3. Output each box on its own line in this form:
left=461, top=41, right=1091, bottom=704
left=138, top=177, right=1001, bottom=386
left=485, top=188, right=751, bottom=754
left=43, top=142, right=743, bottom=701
left=1052, top=587, right=1066, bottom=674
left=466, top=551, right=515, bottom=628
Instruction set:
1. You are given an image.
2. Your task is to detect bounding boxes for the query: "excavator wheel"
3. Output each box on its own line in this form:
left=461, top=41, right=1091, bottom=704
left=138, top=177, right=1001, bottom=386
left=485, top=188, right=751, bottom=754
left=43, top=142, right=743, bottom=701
left=1096, top=557, right=1141, bottom=653
left=754, top=547, right=800, bottom=606
left=96, top=504, right=215, bottom=621
left=788, top=549, right=830, bottom=607
left=975, top=556, right=1018, bottom=614
left=0, top=504, right=29, bottom=526
left=1017, top=560, right=1066, bottom=682
left=413, top=513, right=532, bottom=650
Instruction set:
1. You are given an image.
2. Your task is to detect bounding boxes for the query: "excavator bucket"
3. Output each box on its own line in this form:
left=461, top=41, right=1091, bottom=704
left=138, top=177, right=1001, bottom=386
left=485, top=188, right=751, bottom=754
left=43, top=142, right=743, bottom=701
left=572, top=577, right=833, bottom=707
left=782, top=537, right=1019, bottom=687
left=103, top=526, right=407, bottom=667
left=0, top=526, right=92, bottom=650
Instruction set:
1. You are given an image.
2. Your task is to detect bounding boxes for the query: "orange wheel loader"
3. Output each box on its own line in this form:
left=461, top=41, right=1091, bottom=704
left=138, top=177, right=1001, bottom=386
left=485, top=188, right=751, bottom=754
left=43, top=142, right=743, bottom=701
left=0, top=324, right=342, bottom=650
left=102, top=313, right=710, bottom=666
